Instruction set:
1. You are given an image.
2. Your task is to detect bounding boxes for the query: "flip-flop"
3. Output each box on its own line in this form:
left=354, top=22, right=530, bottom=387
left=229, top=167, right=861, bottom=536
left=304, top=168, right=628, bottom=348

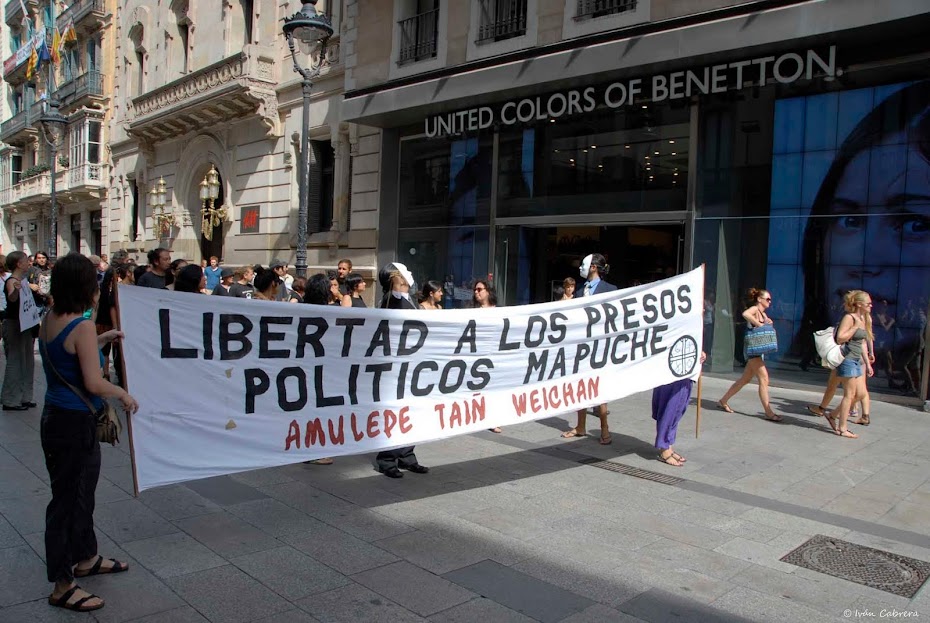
left=657, top=451, right=683, bottom=467
left=560, top=429, right=586, bottom=438
left=764, top=413, right=784, bottom=423
left=717, top=402, right=734, bottom=413
left=48, top=586, right=104, bottom=612
left=599, top=435, right=612, bottom=445
left=73, top=555, right=128, bottom=578
left=823, top=412, right=839, bottom=433
left=836, top=428, right=859, bottom=439
left=806, top=405, right=826, bottom=417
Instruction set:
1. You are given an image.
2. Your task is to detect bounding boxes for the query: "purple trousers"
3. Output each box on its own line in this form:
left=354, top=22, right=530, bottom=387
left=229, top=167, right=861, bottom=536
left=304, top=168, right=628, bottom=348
left=652, top=379, right=693, bottom=449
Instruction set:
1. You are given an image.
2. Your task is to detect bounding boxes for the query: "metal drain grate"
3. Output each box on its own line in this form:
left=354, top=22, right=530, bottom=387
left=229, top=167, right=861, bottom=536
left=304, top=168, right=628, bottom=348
left=578, top=457, right=684, bottom=485
left=781, top=534, right=930, bottom=597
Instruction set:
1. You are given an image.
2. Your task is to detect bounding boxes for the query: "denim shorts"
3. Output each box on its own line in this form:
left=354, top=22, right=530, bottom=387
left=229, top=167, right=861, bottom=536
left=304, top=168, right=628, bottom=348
left=836, top=358, right=862, bottom=379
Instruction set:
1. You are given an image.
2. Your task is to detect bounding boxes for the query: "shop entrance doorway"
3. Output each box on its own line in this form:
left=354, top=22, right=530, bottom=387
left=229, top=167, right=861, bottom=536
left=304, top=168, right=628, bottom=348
left=494, top=222, right=686, bottom=306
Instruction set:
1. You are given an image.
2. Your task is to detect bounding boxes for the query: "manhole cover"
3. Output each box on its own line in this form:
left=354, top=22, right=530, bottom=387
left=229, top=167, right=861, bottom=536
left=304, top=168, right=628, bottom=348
left=781, top=534, right=930, bottom=597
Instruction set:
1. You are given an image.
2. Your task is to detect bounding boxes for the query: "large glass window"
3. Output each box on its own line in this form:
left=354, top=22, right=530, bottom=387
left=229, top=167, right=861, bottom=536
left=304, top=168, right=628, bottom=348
left=398, top=134, right=493, bottom=305
left=695, top=79, right=930, bottom=398
left=497, top=103, right=690, bottom=218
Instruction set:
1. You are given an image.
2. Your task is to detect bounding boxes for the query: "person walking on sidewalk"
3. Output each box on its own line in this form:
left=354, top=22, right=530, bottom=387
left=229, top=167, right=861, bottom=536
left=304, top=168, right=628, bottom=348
left=655, top=352, right=707, bottom=466
left=39, top=253, right=139, bottom=612
left=823, top=290, right=874, bottom=438
left=716, top=288, right=783, bottom=422
left=2, top=251, right=38, bottom=411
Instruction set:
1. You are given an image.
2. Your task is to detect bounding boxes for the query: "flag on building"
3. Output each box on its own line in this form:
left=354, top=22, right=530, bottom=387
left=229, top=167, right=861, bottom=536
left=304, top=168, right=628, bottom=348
left=61, top=19, right=77, bottom=45
left=25, top=46, right=38, bottom=80
left=51, top=27, right=61, bottom=64
left=36, top=34, right=50, bottom=74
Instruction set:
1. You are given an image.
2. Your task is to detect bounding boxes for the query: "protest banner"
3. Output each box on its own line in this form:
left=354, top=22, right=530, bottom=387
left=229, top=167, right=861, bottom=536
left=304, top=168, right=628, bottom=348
left=119, top=267, right=704, bottom=492
left=19, top=279, right=40, bottom=331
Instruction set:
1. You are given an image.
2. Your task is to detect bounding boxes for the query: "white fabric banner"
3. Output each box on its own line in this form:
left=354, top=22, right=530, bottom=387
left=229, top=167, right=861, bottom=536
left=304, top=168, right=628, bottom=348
left=120, top=268, right=704, bottom=491
left=18, top=279, right=40, bottom=331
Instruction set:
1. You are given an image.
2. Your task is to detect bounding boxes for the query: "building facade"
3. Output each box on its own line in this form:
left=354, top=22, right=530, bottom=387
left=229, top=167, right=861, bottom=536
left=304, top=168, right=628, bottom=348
left=106, top=0, right=375, bottom=278
left=0, top=0, right=112, bottom=257
left=342, top=0, right=930, bottom=402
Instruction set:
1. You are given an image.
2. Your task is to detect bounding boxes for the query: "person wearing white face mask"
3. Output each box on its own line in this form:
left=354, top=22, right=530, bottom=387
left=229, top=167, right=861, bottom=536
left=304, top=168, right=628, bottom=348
left=561, top=253, right=616, bottom=444
left=374, top=263, right=430, bottom=478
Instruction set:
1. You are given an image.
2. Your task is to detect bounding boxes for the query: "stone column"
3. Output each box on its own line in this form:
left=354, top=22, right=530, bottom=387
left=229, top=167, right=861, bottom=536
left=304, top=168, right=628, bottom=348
left=330, top=124, right=351, bottom=237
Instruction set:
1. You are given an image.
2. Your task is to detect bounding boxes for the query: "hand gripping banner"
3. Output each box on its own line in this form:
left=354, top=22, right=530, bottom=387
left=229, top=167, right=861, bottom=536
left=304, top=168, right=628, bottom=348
left=119, top=267, right=704, bottom=491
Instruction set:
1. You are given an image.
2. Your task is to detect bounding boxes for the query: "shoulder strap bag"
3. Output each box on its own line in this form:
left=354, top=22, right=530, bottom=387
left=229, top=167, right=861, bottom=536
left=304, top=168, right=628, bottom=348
left=40, top=319, right=121, bottom=446
left=813, top=314, right=848, bottom=370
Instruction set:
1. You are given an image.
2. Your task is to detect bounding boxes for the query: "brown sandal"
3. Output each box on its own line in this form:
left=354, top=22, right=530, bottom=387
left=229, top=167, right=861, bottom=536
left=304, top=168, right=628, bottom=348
left=657, top=450, right=683, bottom=467
left=853, top=415, right=870, bottom=426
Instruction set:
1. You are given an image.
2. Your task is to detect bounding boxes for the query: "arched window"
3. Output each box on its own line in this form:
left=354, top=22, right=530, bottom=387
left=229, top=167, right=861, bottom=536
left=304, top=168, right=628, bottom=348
left=129, top=25, right=145, bottom=95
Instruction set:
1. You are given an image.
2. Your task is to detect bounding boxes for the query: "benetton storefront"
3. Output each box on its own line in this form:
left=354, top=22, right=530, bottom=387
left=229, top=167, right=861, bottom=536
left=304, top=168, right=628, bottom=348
left=343, top=2, right=930, bottom=403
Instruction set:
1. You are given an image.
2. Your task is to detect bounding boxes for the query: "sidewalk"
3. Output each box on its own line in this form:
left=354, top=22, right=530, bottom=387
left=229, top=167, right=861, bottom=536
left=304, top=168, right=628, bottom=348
left=1, top=356, right=929, bottom=622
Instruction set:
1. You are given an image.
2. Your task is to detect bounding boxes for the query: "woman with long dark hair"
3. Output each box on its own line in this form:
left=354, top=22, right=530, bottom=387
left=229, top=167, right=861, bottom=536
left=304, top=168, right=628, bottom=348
left=418, top=280, right=444, bottom=310
left=716, top=288, right=783, bottom=422
left=798, top=80, right=930, bottom=394
left=471, top=279, right=497, bottom=308
left=173, top=265, right=205, bottom=294
left=39, top=253, right=139, bottom=612
left=340, top=272, right=367, bottom=307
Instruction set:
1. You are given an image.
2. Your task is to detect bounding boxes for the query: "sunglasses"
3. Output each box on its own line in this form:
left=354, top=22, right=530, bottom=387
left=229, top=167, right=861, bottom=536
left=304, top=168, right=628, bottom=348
left=474, top=287, right=486, bottom=292
left=762, top=297, right=772, bottom=302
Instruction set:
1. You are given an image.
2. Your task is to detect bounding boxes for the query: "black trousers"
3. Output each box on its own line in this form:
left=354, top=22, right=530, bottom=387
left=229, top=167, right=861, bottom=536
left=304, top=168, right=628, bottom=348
left=376, top=446, right=418, bottom=472
left=40, top=405, right=100, bottom=584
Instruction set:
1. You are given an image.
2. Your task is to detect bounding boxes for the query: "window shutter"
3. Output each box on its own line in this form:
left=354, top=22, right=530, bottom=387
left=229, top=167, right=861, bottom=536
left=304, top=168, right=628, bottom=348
left=307, top=141, right=322, bottom=234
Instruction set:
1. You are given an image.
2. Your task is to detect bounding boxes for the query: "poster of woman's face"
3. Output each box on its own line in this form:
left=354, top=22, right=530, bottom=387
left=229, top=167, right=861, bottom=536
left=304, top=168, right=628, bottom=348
left=766, top=80, right=930, bottom=395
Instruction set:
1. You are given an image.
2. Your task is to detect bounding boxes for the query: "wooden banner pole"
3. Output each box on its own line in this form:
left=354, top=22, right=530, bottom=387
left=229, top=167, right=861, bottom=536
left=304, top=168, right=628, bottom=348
left=695, top=374, right=703, bottom=438
left=113, top=282, right=141, bottom=497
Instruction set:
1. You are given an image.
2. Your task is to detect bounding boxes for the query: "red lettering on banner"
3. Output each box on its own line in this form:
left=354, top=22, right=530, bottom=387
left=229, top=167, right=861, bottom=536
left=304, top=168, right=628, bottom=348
left=285, top=408, right=415, bottom=450
left=285, top=420, right=301, bottom=450
left=449, top=402, right=463, bottom=428
left=304, top=419, right=326, bottom=447
left=509, top=376, right=602, bottom=417
left=399, top=407, right=412, bottom=434
left=434, top=403, right=446, bottom=429
left=471, top=396, right=485, bottom=423
left=328, top=416, right=345, bottom=445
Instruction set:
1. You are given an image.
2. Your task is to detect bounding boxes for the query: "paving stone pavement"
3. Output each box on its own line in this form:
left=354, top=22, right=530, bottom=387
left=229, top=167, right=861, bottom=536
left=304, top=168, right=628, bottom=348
left=1, top=356, right=929, bottom=622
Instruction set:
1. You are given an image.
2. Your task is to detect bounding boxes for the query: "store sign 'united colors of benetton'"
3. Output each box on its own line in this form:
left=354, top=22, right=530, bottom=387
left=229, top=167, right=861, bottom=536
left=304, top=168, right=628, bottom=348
left=425, top=46, right=839, bottom=138
left=119, top=268, right=704, bottom=492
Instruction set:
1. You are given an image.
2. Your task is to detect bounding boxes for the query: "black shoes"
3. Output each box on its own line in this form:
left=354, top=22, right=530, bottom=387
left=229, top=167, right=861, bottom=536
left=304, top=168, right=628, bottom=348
left=381, top=467, right=404, bottom=479
left=2, top=405, right=28, bottom=411
left=380, top=464, right=429, bottom=478
left=401, top=464, right=430, bottom=474
left=22, top=402, right=37, bottom=409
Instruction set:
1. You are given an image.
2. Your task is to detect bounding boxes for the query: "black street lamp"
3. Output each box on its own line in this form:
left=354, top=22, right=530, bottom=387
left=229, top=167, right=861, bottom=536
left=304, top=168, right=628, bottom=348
left=282, top=0, right=333, bottom=278
left=39, top=98, right=68, bottom=262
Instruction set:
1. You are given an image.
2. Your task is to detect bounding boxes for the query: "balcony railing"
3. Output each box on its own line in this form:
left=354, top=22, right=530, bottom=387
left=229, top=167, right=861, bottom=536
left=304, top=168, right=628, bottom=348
left=576, top=0, right=637, bottom=19
left=0, top=163, right=105, bottom=207
left=398, top=8, right=439, bottom=65
left=58, top=70, right=104, bottom=108
left=4, top=0, right=34, bottom=26
left=56, top=0, right=106, bottom=29
left=476, top=0, right=527, bottom=43
left=0, top=108, right=29, bottom=140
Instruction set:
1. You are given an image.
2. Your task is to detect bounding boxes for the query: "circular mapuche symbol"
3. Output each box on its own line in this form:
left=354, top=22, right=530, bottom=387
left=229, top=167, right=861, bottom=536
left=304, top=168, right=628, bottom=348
left=669, top=336, right=698, bottom=378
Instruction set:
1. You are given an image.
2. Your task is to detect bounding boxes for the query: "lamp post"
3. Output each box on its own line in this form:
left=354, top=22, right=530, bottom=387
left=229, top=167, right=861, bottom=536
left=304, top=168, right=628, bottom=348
left=150, top=177, right=174, bottom=239
left=39, top=98, right=68, bottom=262
left=199, top=165, right=221, bottom=242
left=282, top=0, right=333, bottom=278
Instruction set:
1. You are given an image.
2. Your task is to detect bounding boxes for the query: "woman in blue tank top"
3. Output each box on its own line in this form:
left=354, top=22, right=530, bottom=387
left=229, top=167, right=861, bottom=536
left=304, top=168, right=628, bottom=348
left=39, top=253, right=139, bottom=613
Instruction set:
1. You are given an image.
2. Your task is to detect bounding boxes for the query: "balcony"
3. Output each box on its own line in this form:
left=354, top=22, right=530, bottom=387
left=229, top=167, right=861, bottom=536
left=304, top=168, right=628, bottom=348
left=58, top=70, right=105, bottom=111
left=0, top=108, right=35, bottom=144
left=576, top=0, right=637, bottom=19
left=476, top=0, right=527, bottom=43
left=129, top=45, right=280, bottom=141
left=5, top=0, right=36, bottom=27
left=57, top=0, right=107, bottom=34
left=0, top=163, right=107, bottom=208
left=398, top=8, right=439, bottom=65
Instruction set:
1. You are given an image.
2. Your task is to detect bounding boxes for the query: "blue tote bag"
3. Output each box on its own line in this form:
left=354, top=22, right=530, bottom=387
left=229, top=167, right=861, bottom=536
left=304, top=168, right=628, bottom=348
left=744, top=324, right=778, bottom=357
